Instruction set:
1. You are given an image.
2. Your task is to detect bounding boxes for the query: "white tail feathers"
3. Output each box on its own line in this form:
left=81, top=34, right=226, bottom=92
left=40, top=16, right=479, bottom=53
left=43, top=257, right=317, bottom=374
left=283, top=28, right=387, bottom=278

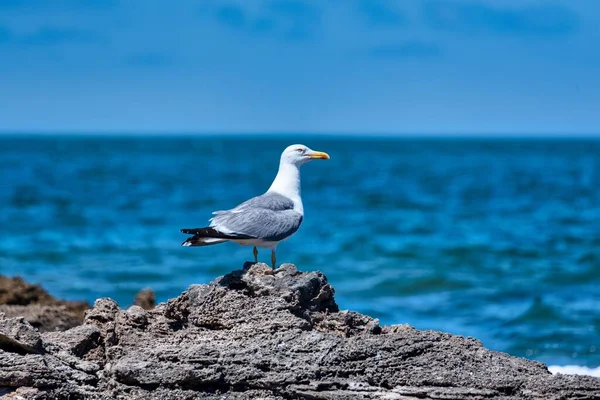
left=202, top=238, right=228, bottom=244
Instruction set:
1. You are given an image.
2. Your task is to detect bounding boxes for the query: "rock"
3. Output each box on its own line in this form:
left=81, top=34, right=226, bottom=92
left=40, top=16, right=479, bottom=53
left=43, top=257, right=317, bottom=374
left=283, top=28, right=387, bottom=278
left=0, top=304, right=89, bottom=333
left=0, top=276, right=90, bottom=332
left=0, top=276, right=56, bottom=305
left=0, top=276, right=154, bottom=332
left=0, top=263, right=599, bottom=399
left=134, top=288, right=156, bottom=310
left=0, top=387, right=43, bottom=400
left=0, top=315, right=42, bottom=354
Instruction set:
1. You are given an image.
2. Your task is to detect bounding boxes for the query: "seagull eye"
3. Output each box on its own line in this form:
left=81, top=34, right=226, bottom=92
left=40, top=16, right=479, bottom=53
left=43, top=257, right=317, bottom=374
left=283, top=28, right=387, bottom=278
left=296, top=148, right=304, bottom=153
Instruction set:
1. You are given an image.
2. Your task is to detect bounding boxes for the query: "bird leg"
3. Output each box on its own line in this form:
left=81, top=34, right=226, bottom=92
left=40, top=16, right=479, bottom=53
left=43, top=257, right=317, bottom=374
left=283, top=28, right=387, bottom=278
left=271, top=249, right=276, bottom=270
left=253, top=246, right=258, bottom=263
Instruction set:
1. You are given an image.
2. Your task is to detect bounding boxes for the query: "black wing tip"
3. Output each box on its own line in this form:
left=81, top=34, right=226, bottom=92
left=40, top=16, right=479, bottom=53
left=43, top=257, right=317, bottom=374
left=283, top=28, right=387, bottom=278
left=181, top=228, right=201, bottom=234
left=180, top=227, right=216, bottom=235
left=180, top=227, right=255, bottom=240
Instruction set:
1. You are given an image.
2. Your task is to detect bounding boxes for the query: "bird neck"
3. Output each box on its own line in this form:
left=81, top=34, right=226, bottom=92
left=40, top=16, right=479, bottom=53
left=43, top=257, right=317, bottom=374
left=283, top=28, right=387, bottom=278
left=267, top=161, right=303, bottom=214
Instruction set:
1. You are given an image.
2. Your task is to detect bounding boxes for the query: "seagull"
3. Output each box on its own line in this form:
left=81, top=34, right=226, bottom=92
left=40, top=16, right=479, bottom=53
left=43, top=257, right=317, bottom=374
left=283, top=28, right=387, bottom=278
left=181, top=144, right=330, bottom=268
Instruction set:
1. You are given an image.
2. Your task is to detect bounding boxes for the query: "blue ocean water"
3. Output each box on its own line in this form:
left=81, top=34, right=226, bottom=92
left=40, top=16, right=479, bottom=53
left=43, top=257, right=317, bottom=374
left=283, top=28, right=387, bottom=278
left=1, top=135, right=599, bottom=367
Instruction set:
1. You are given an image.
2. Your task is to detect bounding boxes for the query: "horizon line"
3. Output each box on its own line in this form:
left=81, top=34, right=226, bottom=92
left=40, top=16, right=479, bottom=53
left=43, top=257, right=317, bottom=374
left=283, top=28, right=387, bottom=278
left=1, top=131, right=599, bottom=138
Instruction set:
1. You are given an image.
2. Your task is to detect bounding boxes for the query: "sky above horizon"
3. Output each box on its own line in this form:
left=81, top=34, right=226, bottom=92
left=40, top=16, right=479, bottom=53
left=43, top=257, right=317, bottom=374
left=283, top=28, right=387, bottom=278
left=0, top=0, right=598, bottom=135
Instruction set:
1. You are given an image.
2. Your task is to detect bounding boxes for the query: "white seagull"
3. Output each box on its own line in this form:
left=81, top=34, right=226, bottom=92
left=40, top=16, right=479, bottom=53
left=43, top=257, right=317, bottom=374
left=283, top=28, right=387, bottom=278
left=181, top=144, right=330, bottom=268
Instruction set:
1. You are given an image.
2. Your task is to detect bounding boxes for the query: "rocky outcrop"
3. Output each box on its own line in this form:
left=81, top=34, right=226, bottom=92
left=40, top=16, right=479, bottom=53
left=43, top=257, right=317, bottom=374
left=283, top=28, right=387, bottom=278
left=0, top=276, right=90, bottom=332
left=0, top=276, right=156, bottom=333
left=0, top=263, right=599, bottom=399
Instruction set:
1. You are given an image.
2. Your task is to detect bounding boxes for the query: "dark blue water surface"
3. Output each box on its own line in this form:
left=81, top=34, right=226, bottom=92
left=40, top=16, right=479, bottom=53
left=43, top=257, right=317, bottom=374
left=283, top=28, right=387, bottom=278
left=1, top=135, right=599, bottom=367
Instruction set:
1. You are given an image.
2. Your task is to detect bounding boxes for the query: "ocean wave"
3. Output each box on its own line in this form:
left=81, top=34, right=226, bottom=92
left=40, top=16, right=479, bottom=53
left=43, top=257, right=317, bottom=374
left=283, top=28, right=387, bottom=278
left=548, top=365, right=600, bottom=377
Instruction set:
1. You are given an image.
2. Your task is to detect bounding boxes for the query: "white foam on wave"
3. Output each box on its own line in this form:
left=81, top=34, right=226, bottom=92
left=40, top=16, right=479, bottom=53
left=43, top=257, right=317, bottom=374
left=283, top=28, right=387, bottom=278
left=548, top=365, right=600, bottom=378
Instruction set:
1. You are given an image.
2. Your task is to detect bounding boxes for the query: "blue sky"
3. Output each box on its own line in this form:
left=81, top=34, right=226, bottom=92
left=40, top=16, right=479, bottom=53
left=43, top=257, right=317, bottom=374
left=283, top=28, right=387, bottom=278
left=0, top=0, right=598, bottom=135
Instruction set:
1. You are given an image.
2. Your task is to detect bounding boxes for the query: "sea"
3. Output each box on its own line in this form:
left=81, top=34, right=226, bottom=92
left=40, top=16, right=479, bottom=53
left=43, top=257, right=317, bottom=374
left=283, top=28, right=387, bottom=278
left=1, top=134, right=599, bottom=373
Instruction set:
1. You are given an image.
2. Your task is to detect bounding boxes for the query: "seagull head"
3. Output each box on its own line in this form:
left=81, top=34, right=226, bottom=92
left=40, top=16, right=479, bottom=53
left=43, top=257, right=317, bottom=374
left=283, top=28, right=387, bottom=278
left=281, top=144, right=330, bottom=167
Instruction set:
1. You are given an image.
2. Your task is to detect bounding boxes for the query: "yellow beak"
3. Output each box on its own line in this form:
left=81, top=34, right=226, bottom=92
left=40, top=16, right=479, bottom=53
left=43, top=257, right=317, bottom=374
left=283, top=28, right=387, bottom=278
left=308, top=151, right=330, bottom=160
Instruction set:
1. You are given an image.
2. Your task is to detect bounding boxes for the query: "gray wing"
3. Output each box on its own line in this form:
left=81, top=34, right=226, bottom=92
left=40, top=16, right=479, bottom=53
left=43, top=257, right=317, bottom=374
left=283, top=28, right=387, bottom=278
left=212, top=192, right=296, bottom=214
left=209, top=193, right=303, bottom=242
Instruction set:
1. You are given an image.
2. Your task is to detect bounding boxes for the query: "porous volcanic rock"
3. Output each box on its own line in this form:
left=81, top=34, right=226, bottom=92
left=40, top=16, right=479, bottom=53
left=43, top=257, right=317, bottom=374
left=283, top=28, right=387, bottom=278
left=0, top=263, right=599, bottom=399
